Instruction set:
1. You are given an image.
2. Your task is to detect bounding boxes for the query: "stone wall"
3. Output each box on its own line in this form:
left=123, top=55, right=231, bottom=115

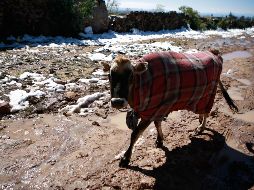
left=109, top=11, right=187, bottom=32
left=0, top=1, right=186, bottom=39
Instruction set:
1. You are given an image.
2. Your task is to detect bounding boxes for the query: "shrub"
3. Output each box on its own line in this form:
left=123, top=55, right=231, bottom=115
left=179, top=6, right=206, bottom=30
left=1, top=0, right=96, bottom=37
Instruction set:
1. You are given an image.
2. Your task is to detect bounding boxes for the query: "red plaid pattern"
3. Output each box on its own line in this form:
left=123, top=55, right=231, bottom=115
left=132, top=51, right=223, bottom=121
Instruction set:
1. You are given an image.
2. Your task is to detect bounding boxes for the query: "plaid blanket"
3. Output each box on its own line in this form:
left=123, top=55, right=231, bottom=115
left=132, top=51, right=223, bottom=121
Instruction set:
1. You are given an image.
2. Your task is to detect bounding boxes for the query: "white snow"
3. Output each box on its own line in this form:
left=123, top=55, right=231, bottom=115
left=92, top=69, right=108, bottom=77
left=79, top=69, right=108, bottom=86
left=20, top=72, right=45, bottom=81
left=60, top=92, right=106, bottom=115
left=8, top=89, right=45, bottom=112
left=88, top=52, right=114, bottom=61
left=1, top=27, right=254, bottom=49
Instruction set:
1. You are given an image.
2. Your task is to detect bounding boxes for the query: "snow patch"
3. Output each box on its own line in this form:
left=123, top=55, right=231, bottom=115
left=60, top=92, right=106, bottom=115
left=8, top=89, right=45, bottom=112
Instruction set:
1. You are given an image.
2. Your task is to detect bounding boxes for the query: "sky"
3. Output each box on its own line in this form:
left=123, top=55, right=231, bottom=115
left=116, top=0, right=254, bottom=16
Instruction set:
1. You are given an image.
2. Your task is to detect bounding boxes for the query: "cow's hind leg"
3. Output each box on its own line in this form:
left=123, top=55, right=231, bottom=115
left=119, top=120, right=151, bottom=167
left=193, top=113, right=208, bottom=136
left=154, top=121, right=163, bottom=148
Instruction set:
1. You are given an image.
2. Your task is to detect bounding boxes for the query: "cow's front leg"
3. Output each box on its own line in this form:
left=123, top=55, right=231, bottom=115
left=154, top=121, right=163, bottom=148
left=193, top=113, right=208, bottom=136
left=119, top=119, right=151, bottom=167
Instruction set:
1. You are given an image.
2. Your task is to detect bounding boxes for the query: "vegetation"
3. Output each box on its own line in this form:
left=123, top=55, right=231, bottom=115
left=1, top=0, right=96, bottom=37
left=155, top=4, right=166, bottom=13
left=217, top=12, right=253, bottom=29
left=43, top=0, right=96, bottom=35
left=178, top=6, right=206, bottom=30
left=105, top=0, right=119, bottom=14
left=178, top=6, right=254, bottom=30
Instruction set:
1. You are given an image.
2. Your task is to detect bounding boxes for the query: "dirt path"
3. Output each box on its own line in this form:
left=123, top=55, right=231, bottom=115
left=1, top=37, right=254, bottom=189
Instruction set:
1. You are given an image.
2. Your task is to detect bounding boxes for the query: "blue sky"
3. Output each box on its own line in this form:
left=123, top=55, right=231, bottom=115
left=117, top=0, right=254, bottom=16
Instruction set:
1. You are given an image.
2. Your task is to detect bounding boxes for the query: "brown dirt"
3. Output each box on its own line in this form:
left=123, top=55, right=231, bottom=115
left=0, top=36, right=254, bottom=190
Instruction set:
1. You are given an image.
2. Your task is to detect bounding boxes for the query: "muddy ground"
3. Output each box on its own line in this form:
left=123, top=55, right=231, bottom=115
left=0, top=35, right=254, bottom=190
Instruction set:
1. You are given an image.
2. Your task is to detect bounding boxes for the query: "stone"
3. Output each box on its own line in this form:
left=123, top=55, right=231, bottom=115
left=64, top=91, right=78, bottom=101
left=0, top=102, right=11, bottom=115
left=92, top=121, right=100, bottom=126
left=0, top=71, right=7, bottom=79
left=1, top=135, right=10, bottom=139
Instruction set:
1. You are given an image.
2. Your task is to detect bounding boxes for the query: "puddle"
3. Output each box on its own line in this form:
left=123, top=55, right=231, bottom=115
left=227, top=87, right=244, bottom=101
left=235, top=110, right=254, bottom=123
left=107, top=112, right=129, bottom=131
left=220, top=107, right=254, bottom=124
left=236, top=79, right=252, bottom=86
left=222, top=51, right=252, bottom=61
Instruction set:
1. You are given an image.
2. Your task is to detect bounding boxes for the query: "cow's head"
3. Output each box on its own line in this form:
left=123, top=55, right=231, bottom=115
left=102, top=56, right=148, bottom=109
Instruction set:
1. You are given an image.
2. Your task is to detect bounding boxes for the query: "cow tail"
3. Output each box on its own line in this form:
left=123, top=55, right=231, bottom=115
left=218, top=80, right=238, bottom=113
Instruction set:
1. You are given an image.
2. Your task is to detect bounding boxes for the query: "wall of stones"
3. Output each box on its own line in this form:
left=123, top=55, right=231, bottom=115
left=0, top=1, right=186, bottom=39
left=109, top=11, right=187, bottom=33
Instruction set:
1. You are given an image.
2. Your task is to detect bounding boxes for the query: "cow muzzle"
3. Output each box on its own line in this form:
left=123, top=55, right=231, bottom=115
left=111, top=98, right=128, bottom=109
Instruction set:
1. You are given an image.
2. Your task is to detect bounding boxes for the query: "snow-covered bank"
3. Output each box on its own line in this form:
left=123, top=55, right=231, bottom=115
left=1, top=27, right=254, bottom=49
left=1, top=69, right=109, bottom=113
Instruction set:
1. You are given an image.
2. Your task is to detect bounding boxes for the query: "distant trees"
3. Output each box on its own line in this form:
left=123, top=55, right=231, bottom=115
left=178, top=6, right=253, bottom=30
left=155, top=4, right=165, bottom=12
left=179, top=6, right=205, bottom=30
left=217, top=12, right=253, bottom=29
left=105, top=0, right=119, bottom=14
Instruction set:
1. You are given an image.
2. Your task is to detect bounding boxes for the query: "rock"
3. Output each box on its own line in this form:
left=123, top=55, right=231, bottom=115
left=92, top=121, right=100, bottom=126
left=0, top=72, right=7, bottom=79
left=0, top=102, right=11, bottom=115
left=139, top=177, right=154, bottom=189
left=64, top=91, right=78, bottom=101
left=1, top=135, right=10, bottom=139
left=27, top=96, right=41, bottom=104
left=0, top=125, right=7, bottom=130
left=54, top=79, right=67, bottom=85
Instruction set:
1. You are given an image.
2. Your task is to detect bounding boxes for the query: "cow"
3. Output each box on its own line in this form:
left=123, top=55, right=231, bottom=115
left=103, top=50, right=238, bottom=167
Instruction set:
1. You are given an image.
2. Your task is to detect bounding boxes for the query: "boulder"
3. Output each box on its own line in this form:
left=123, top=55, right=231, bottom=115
left=0, top=102, right=11, bottom=115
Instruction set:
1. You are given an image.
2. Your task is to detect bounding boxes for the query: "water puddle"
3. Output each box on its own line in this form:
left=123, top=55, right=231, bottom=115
left=235, top=110, right=254, bottom=123
left=236, top=78, right=252, bottom=86
left=219, top=107, right=254, bottom=124
left=222, top=51, right=252, bottom=61
left=107, top=112, right=129, bottom=131
left=227, top=87, right=244, bottom=101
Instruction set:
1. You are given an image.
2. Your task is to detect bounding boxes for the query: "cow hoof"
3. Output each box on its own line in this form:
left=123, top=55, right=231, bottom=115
left=119, top=157, right=130, bottom=168
left=156, top=140, right=163, bottom=148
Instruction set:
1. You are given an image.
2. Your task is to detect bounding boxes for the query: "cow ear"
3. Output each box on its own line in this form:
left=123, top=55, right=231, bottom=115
left=209, top=49, right=220, bottom=55
left=100, top=61, right=110, bottom=72
left=133, top=61, right=148, bottom=74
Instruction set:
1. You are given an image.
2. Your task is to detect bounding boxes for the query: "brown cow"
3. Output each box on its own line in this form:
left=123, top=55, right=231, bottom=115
left=104, top=50, right=238, bottom=167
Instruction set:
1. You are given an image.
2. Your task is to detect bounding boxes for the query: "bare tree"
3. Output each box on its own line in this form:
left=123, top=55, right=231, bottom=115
left=155, top=4, right=165, bottom=12
left=105, top=0, right=119, bottom=14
